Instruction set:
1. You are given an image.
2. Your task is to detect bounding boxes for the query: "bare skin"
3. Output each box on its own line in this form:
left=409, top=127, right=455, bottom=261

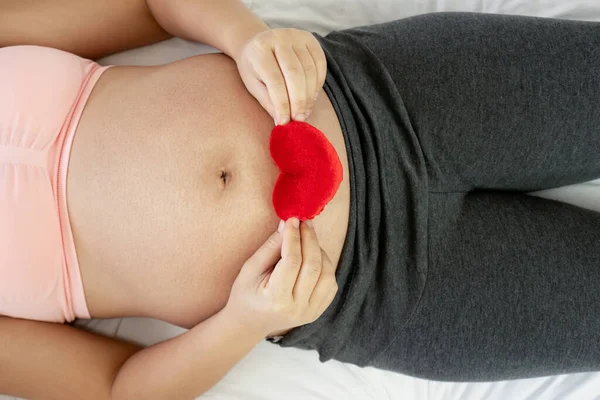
left=69, top=54, right=350, bottom=328
left=0, top=0, right=348, bottom=398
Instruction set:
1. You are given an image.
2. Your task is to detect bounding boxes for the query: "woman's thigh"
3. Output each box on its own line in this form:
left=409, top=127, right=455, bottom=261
left=372, top=191, right=600, bottom=381
left=344, top=12, right=600, bottom=191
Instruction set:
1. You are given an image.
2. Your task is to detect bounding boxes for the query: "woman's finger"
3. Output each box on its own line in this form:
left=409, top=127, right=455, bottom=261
left=268, top=218, right=302, bottom=296
left=253, top=51, right=291, bottom=125
left=244, top=73, right=276, bottom=122
left=309, top=249, right=338, bottom=310
left=292, top=221, right=322, bottom=303
left=274, top=45, right=307, bottom=122
left=306, top=38, right=327, bottom=91
left=240, top=230, right=283, bottom=279
left=293, top=45, right=317, bottom=119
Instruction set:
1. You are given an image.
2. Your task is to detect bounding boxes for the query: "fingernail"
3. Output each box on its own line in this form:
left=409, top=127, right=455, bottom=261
left=291, top=218, right=300, bottom=229
left=305, top=219, right=314, bottom=228
left=295, top=113, right=305, bottom=122
left=278, top=220, right=285, bottom=233
left=274, top=118, right=278, bottom=126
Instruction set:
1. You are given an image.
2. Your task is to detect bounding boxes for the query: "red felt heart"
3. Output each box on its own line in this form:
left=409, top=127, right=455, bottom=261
left=270, top=121, right=343, bottom=221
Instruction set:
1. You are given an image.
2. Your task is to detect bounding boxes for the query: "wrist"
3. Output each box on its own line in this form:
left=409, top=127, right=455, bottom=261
left=224, top=21, right=270, bottom=63
left=219, top=304, right=270, bottom=341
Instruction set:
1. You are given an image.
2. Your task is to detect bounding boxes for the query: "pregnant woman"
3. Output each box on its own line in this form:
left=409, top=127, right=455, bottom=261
left=2, top=0, right=600, bottom=399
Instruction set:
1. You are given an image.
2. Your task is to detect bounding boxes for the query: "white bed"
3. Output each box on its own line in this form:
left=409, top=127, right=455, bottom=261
left=6, top=1, right=600, bottom=399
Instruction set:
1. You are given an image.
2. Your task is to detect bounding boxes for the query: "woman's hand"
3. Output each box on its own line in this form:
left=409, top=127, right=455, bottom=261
left=225, top=218, right=338, bottom=338
left=235, top=29, right=327, bottom=126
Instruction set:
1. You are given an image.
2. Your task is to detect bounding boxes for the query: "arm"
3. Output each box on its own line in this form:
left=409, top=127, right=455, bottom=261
left=0, top=0, right=170, bottom=59
left=111, top=308, right=264, bottom=399
left=0, top=0, right=266, bottom=60
left=146, top=0, right=269, bottom=61
left=0, top=311, right=263, bottom=400
left=0, top=316, right=138, bottom=400
left=0, top=0, right=324, bottom=123
left=2, top=220, right=337, bottom=399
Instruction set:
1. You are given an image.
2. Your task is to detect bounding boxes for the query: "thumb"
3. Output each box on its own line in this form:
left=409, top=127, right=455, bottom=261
left=244, top=74, right=277, bottom=124
left=240, top=230, right=283, bottom=278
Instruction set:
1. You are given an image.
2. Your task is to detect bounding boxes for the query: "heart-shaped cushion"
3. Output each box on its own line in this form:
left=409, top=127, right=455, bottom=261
left=270, top=121, right=343, bottom=221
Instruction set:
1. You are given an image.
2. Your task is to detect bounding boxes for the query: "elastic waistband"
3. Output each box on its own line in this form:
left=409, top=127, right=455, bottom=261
left=54, top=64, right=111, bottom=320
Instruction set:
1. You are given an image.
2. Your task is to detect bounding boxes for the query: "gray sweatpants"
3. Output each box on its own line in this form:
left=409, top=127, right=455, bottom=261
left=279, top=13, right=600, bottom=381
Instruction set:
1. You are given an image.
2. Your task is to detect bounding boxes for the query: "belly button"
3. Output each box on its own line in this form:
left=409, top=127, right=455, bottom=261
left=219, top=168, right=231, bottom=188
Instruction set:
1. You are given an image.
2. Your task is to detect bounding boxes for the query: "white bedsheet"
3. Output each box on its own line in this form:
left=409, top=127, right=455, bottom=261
left=4, top=1, right=600, bottom=400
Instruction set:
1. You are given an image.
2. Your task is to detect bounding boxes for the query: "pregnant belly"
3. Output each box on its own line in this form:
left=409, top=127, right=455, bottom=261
left=67, top=54, right=350, bottom=328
